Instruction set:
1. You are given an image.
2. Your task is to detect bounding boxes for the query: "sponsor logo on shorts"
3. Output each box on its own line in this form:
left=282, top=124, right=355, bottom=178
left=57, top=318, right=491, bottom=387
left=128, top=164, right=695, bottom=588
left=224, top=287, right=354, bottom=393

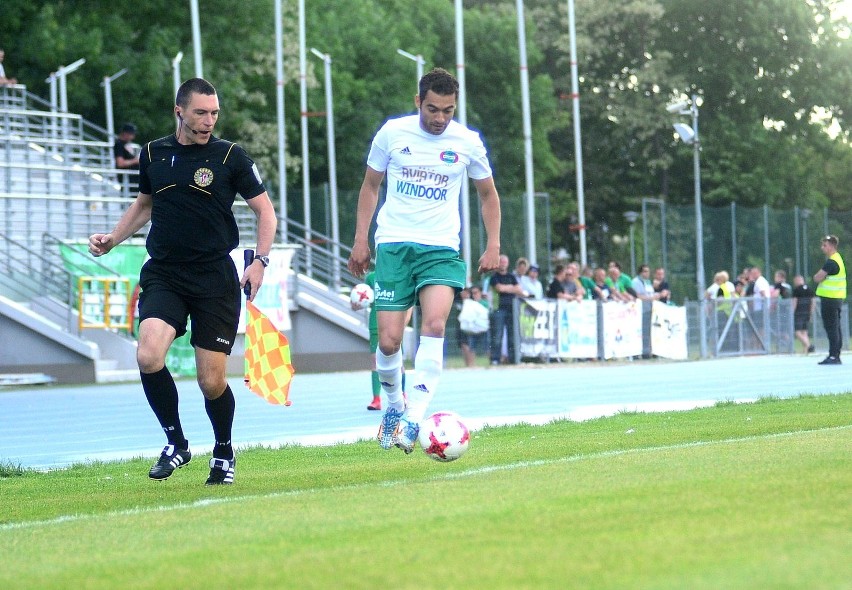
left=216, top=336, right=231, bottom=345
left=194, top=167, right=214, bottom=187
left=374, top=286, right=395, bottom=301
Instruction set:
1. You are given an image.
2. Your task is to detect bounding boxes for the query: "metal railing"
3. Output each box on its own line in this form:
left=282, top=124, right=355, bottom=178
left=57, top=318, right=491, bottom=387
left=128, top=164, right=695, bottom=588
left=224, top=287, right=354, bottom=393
left=0, top=231, right=75, bottom=327
left=0, top=84, right=110, bottom=143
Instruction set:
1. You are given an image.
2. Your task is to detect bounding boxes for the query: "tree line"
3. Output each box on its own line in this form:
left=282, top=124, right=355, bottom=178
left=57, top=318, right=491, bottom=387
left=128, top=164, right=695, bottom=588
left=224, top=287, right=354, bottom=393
left=1, top=0, right=849, bottom=265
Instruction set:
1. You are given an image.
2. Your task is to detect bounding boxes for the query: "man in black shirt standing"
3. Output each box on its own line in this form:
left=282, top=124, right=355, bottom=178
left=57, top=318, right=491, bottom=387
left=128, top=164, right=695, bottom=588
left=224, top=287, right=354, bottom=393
left=88, top=78, right=277, bottom=485
left=113, top=122, right=140, bottom=194
left=489, top=253, right=524, bottom=364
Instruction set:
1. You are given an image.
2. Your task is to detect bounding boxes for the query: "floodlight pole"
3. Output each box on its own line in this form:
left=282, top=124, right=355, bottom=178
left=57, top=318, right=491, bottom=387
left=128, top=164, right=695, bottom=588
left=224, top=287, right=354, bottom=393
left=274, top=0, right=288, bottom=225
left=567, top=0, right=588, bottom=266
left=310, top=48, right=341, bottom=292
left=101, top=68, right=128, bottom=141
left=298, top=0, right=312, bottom=274
left=516, top=0, right=537, bottom=266
left=454, top=0, right=473, bottom=284
left=396, top=49, right=425, bottom=95
left=624, top=210, right=639, bottom=274
left=189, top=0, right=203, bottom=78
left=668, top=94, right=705, bottom=356
left=688, top=95, right=704, bottom=304
left=172, top=52, right=183, bottom=99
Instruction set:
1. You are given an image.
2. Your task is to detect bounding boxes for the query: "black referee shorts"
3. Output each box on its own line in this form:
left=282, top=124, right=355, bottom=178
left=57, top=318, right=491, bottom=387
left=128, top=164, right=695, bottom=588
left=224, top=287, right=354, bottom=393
left=138, top=257, right=241, bottom=354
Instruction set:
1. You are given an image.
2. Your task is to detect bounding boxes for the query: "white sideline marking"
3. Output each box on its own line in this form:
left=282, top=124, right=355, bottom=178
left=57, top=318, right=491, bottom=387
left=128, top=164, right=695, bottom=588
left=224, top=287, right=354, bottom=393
left=2, top=425, right=849, bottom=532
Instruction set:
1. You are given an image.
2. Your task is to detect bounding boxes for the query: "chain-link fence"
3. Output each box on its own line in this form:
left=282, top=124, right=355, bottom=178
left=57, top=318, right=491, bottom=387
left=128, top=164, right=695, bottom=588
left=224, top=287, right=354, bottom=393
left=289, top=187, right=848, bottom=305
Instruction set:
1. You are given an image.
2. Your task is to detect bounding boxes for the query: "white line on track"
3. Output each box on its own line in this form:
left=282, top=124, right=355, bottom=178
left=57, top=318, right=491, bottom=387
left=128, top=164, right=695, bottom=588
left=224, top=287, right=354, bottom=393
left=2, top=424, right=849, bottom=533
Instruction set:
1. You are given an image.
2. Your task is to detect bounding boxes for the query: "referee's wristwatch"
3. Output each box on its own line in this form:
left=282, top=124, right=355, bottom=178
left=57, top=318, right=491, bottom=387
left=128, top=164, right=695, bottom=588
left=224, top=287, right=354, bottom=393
left=254, top=254, right=270, bottom=267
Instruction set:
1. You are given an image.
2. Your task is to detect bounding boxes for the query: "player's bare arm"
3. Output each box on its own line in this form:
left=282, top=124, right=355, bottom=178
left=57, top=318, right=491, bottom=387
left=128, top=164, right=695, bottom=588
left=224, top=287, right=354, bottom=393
left=474, top=176, right=501, bottom=273
left=348, top=167, right=384, bottom=278
left=88, top=192, right=154, bottom=257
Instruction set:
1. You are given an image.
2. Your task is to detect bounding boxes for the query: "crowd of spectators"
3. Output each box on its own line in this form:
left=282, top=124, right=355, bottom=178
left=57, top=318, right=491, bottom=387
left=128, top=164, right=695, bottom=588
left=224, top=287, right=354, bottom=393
left=464, top=255, right=675, bottom=365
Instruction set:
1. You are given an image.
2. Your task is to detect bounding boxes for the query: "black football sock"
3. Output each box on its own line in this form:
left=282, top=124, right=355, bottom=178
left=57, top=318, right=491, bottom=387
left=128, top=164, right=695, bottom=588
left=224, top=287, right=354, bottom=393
left=205, top=385, right=235, bottom=459
left=140, top=366, right=187, bottom=449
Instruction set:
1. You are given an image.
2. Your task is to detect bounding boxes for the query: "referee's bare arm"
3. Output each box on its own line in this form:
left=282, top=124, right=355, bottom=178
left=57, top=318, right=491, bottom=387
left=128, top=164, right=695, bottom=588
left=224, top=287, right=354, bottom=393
left=242, top=191, right=277, bottom=300
left=89, top=193, right=153, bottom=257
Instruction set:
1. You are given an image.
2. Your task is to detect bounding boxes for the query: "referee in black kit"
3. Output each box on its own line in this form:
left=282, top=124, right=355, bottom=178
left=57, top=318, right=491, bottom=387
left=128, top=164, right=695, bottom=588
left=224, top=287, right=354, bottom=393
left=89, top=78, right=277, bottom=485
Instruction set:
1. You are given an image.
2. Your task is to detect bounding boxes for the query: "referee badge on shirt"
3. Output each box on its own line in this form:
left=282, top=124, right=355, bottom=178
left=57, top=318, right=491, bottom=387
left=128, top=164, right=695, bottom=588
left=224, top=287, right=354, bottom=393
left=194, top=167, right=214, bottom=187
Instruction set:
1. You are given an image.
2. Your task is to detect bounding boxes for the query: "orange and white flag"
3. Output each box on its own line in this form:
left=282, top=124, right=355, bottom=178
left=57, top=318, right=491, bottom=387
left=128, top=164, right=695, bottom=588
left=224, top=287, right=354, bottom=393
left=244, top=300, right=295, bottom=405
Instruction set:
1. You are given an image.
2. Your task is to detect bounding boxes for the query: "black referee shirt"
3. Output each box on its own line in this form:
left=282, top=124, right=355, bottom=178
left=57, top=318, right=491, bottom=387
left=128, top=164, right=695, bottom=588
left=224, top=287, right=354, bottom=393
left=138, top=135, right=266, bottom=263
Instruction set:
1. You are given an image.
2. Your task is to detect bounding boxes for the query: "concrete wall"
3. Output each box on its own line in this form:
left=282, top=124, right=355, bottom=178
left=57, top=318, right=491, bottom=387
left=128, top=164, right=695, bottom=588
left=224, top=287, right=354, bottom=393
left=0, top=313, right=96, bottom=383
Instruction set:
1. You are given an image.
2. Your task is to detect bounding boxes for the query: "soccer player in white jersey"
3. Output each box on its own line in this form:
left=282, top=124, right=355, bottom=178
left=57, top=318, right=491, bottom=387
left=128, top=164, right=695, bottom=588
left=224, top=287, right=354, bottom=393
left=348, top=67, right=502, bottom=453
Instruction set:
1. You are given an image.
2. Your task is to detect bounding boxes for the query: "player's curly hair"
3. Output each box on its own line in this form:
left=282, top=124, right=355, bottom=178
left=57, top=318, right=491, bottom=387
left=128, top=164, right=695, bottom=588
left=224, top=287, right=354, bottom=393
left=418, top=68, right=459, bottom=102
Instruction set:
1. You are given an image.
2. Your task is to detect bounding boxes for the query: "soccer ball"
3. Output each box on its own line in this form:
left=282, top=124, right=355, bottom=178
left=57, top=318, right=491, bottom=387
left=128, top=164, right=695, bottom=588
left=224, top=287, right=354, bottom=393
left=349, top=283, right=374, bottom=308
left=418, top=412, right=470, bottom=462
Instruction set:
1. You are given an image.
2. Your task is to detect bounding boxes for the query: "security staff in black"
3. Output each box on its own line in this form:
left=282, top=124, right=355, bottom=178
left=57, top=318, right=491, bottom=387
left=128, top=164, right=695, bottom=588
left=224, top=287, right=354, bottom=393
left=814, top=234, right=846, bottom=365
left=88, top=78, right=277, bottom=485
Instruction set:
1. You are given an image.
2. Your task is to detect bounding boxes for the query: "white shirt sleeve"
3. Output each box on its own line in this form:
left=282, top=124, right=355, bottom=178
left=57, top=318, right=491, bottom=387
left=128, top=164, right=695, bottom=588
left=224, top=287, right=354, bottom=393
left=365, top=123, right=391, bottom=172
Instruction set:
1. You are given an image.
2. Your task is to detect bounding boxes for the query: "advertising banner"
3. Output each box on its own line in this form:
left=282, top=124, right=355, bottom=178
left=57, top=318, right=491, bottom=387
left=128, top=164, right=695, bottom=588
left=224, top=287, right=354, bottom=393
left=601, top=300, right=643, bottom=359
left=557, top=299, right=599, bottom=359
left=518, top=298, right=558, bottom=359
left=651, top=301, right=688, bottom=359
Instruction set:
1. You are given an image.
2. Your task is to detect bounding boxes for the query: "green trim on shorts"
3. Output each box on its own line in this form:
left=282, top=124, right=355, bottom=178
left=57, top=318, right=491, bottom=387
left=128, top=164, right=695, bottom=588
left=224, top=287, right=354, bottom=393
left=373, top=243, right=466, bottom=311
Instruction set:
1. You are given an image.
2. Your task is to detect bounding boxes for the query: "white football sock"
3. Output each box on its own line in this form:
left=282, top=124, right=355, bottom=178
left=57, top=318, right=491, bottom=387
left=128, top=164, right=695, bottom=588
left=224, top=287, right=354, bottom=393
left=375, top=348, right=404, bottom=411
left=406, top=336, right=444, bottom=424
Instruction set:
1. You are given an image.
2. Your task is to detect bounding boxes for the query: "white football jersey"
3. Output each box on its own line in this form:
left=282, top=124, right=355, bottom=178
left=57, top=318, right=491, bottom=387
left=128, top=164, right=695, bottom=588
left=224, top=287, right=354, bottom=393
left=367, top=114, right=492, bottom=250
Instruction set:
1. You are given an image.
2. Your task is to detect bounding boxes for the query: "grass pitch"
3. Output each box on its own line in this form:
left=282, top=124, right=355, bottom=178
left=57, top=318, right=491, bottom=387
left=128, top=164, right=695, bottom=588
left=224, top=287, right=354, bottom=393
left=1, top=394, right=850, bottom=589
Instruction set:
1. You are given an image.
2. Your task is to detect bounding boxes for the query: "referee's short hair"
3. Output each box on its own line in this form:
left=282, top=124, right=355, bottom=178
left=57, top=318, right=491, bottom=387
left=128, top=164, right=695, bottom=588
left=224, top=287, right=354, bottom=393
left=176, top=78, right=216, bottom=108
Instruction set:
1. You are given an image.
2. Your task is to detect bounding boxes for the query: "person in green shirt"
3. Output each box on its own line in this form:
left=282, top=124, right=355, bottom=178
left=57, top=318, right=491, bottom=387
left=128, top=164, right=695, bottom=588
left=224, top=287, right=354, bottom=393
left=605, top=261, right=637, bottom=301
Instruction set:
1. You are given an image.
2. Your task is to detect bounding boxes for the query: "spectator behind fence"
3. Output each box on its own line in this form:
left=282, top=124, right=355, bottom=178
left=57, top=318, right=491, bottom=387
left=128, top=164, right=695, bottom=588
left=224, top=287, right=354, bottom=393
left=457, top=286, right=490, bottom=367
left=114, top=123, right=141, bottom=169
left=489, top=254, right=524, bottom=365
left=705, top=271, right=736, bottom=300
left=0, top=49, right=18, bottom=85
left=547, top=265, right=578, bottom=301
left=631, top=264, right=657, bottom=301
left=653, top=267, right=671, bottom=303
left=706, top=270, right=738, bottom=351
left=513, top=257, right=529, bottom=281
left=579, top=264, right=596, bottom=299
left=519, top=264, right=543, bottom=299
left=591, top=267, right=611, bottom=301
left=735, top=267, right=752, bottom=296
left=791, top=274, right=815, bottom=354
left=748, top=266, right=772, bottom=308
left=772, top=269, right=792, bottom=298
left=114, top=123, right=141, bottom=193
left=606, top=261, right=636, bottom=301
left=564, top=262, right=586, bottom=300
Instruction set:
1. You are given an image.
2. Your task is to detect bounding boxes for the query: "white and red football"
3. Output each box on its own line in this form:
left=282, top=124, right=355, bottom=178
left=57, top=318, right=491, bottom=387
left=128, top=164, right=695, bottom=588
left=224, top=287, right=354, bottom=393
left=418, top=411, right=470, bottom=462
left=349, top=283, right=374, bottom=308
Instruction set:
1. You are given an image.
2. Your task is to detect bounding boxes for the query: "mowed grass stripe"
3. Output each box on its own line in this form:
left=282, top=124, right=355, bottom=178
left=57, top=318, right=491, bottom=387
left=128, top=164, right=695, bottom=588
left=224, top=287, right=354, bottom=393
left=1, top=424, right=849, bottom=589
left=1, top=424, right=848, bottom=533
left=2, top=395, right=850, bottom=589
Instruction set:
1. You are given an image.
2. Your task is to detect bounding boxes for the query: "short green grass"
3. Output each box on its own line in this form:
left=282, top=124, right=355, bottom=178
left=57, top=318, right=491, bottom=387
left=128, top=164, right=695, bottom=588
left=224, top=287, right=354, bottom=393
left=1, top=394, right=850, bottom=589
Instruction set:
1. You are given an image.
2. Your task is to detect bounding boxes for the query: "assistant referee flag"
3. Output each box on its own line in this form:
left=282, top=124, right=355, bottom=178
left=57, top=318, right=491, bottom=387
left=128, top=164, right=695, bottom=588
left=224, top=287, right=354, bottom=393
left=244, top=300, right=295, bottom=405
